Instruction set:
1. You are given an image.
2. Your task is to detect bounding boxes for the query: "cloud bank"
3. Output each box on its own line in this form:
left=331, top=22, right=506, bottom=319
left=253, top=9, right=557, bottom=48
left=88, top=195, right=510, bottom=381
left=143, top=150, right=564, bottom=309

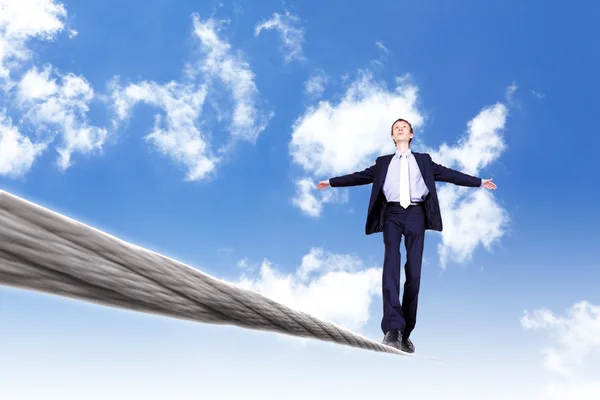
left=235, top=247, right=381, bottom=333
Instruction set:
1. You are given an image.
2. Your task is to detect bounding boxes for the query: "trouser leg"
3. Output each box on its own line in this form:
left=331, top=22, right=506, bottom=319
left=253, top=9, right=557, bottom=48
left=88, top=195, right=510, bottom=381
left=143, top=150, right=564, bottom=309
left=401, top=206, right=426, bottom=339
left=380, top=208, right=405, bottom=334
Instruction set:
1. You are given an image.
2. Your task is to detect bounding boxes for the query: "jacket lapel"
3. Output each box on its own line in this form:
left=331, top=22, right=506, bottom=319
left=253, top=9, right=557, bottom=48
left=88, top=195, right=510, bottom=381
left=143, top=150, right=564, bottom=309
left=379, top=154, right=394, bottom=188
left=413, top=152, right=431, bottom=191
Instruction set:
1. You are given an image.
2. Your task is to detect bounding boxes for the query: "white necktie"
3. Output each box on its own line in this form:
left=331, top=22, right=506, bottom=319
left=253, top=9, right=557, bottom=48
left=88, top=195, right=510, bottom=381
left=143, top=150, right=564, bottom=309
left=399, top=154, right=411, bottom=208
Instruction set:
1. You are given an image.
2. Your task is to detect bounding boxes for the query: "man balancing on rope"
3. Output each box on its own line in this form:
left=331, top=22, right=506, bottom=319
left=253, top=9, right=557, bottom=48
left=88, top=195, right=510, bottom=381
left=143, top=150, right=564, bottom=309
left=316, top=118, right=497, bottom=353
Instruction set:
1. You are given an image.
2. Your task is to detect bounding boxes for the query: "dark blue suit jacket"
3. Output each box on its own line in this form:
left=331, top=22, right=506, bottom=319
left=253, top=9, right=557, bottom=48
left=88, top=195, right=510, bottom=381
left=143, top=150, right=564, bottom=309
left=329, top=152, right=482, bottom=234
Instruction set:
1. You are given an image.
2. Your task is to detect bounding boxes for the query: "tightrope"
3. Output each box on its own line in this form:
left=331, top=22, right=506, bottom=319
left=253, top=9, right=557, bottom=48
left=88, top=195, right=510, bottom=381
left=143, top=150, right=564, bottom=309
left=0, top=190, right=446, bottom=362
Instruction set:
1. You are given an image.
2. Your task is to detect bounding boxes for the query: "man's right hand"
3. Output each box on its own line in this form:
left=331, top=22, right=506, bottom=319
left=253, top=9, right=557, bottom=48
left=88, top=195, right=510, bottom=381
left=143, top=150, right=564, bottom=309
left=316, top=180, right=330, bottom=189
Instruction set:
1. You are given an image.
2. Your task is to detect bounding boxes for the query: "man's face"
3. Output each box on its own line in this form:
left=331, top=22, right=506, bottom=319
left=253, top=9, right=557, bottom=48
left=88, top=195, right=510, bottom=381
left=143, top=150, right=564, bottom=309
left=392, top=120, right=413, bottom=143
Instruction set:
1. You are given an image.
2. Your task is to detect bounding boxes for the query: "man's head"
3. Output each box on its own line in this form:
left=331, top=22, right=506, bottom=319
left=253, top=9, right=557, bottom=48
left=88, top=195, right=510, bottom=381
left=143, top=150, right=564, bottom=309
left=391, top=118, right=413, bottom=147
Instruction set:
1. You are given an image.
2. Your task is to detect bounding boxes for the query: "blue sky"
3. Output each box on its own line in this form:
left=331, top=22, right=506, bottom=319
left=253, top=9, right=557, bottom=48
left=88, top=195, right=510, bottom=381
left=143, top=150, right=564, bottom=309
left=1, top=0, right=599, bottom=398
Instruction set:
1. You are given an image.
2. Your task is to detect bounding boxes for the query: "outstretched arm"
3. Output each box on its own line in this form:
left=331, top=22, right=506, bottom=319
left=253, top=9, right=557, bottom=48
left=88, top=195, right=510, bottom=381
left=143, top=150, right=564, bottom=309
left=429, top=154, right=482, bottom=187
left=317, top=163, right=376, bottom=189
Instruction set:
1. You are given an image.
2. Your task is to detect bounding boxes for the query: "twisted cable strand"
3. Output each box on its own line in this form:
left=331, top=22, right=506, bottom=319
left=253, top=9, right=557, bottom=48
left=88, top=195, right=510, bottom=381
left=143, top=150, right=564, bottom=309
left=0, top=249, right=233, bottom=325
left=0, top=210, right=250, bottom=328
left=3, top=202, right=299, bottom=334
left=0, top=190, right=426, bottom=358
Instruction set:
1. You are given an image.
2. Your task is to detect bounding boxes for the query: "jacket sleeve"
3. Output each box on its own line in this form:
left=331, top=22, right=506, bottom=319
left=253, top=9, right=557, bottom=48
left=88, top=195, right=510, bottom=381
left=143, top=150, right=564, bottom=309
left=329, top=162, right=377, bottom=187
left=429, top=154, right=482, bottom=187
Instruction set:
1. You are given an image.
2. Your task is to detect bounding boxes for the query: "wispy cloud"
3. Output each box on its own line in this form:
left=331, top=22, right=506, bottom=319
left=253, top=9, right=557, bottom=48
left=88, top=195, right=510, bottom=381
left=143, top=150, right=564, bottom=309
left=426, top=98, right=510, bottom=267
left=191, top=15, right=272, bottom=142
left=0, top=109, right=49, bottom=176
left=0, top=0, right=106, bottom=175
left=109, top=78, right=215, bottom=181
left=521, top=301, right=600, bottom=398
left=234, top=247, right=381, bottom=333
left=17, top=66, right=108, bottom=170
left=506, top=81, right=518, bottom=102
left=110, top=14, right=273, bottom=181
left=304, top=69, right=327, bottom=98
left=291, top=176, right=348, bottom=217
left=254, top=11, right=305, bottom=63
left=375, top=41, right=388, bottom=54
left=531, top=89, right=545, bottom=99
left=370, top=41, right=390, bottom=70
left=0, top=0, right=67, bottom=83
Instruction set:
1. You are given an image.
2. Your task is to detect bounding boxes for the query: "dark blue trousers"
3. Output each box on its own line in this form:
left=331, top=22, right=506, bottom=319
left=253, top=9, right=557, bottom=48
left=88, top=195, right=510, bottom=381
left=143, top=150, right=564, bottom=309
left=380, top=203, right=426, bottom=338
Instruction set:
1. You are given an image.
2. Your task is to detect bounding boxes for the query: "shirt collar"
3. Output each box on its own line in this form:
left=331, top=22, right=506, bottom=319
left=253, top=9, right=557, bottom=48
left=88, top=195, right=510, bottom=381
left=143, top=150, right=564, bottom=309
left=394, top=148, right=412, bottom=159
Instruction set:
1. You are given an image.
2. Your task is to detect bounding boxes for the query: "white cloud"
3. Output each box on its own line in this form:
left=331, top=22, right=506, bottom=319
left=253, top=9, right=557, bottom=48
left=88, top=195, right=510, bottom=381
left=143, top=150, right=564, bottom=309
left=236, top=257, right=258, bottom=269
left=304, top=69, right=327, bottom=98
left=531, top=89, right=545, bottom=99
left=0, top=0, right=67, bottom=83
left=254, top=11, right=305, bottom=63
left=375, top=41, right=388, bottom=54
left=17, top=64, right=58, bottom=99
left=506, top=82, right=518, bottom=101
left=428, top=103, right=508, bottom=176
left=370, top=41, right=390, bottom=71
left=521, top=301, right=600, bottom=377
left=192, top=15, right=272, bottom=142
left=435, top=186, right=508, bottom=267
left=0, top=0, right=107, bottom=174
left=111, top=14, right=272, bottom=181
left=0, top=109, right=49, bottom=176
left=521, top=301, right=600, bottom=399
left=426, top=102, right=510, bottom=267
left=17, top=66, right=108, bottom=170
left=110, top=78, right=216, bottom=181
left=291, top=176, right=349, bottom=217
left=235, top=247, right=381, bottom=333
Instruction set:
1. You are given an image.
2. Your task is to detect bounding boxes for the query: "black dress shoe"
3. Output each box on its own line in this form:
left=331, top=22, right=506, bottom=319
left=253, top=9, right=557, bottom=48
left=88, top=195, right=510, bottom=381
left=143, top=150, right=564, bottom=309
left=382, top=329, right=402, bottom=349
left=401, top=337, right=415, bottom=353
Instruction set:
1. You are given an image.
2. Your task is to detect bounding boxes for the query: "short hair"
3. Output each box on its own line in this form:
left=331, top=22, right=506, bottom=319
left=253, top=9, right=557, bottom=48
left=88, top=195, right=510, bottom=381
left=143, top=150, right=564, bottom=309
left=391, top=118, right=413, bottom=144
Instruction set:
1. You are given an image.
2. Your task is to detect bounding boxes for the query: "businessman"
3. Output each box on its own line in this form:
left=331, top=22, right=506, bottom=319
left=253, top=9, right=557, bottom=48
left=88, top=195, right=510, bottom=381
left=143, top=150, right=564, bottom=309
left=316, top=118, right=497, bottom=353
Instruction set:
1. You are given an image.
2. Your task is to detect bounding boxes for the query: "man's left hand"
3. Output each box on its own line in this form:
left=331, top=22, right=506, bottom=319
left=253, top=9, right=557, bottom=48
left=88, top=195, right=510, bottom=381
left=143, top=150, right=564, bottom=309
left=481, top=178, right=497, bottom=190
